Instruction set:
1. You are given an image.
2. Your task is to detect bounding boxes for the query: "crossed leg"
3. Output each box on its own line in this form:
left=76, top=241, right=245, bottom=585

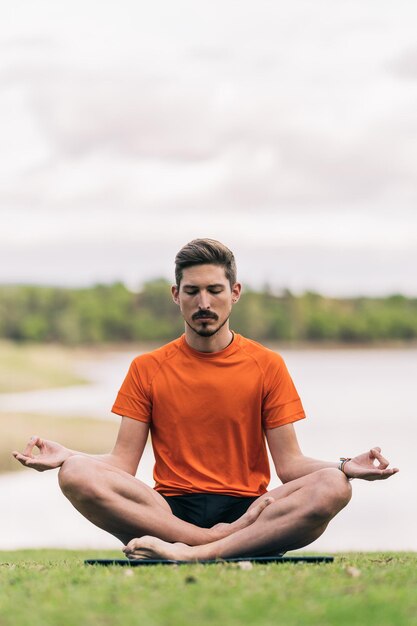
left=123, top=468, right=352, bottom=560
left=58, top=455, right=272, bottom=546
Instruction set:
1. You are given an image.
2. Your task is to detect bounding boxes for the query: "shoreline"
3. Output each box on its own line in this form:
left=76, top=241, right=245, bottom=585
left=2, top=339, right=417, bottom=354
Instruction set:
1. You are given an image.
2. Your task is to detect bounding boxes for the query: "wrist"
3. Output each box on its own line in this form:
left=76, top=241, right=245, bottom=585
left=338, top=457, right=353, bottom=480
left=61, top=448, right=75, bottom=465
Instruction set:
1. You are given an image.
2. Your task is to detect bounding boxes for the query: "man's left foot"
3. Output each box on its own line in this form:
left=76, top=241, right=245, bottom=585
left=123, top=536, right=195, bottom=561
left=122, top=498, right=275, bottom=561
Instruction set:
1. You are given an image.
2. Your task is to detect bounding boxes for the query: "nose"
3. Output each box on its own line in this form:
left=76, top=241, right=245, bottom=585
left=198, top=290, right=211, bottom=310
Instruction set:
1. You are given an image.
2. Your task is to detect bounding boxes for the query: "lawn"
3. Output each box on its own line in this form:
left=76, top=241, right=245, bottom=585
left=0, top=551, right=415, bottom=626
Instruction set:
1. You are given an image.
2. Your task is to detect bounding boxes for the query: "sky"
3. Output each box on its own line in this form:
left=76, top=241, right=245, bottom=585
left=1, top=0, right=417, bottom=295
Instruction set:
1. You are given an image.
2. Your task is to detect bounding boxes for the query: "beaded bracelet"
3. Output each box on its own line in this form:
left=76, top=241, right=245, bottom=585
left=338, top=457, right=352, bottom=480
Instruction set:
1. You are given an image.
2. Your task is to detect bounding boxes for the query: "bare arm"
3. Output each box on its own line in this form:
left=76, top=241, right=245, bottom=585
left=12, top=416, right=150, bottom=476
left=106, top=417, right=150, bottom=474
left=265, top=424, right=335, bottom=483
left=266, top=423, right=399, bottom=483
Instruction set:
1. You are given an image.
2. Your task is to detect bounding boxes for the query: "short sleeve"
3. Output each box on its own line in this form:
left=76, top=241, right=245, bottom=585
left=262, top=354, right=306, bottom=429
left=111, top=359, right=152, bottom=423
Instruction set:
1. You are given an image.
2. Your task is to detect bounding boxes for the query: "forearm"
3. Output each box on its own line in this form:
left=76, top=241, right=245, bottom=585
left=278, top=455, right=339, bottom=483
left=14, top=419, right=146, bottom=474
left=266, top=426, right=397, bottom=484
left=64, top=449, right=137, bottom=475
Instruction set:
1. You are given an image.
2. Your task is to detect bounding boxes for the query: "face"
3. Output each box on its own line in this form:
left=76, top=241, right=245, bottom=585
left=172, top=264, right=241, bottom=338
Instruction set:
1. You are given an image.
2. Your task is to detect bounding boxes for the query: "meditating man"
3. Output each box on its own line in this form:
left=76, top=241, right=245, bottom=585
left=13, top=239, right=399, bottom=561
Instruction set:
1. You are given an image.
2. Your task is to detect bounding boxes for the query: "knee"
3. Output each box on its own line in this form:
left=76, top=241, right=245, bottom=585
left=308, top=468, right=352, bottom=522
left=58, top=455, right=100, bottom=502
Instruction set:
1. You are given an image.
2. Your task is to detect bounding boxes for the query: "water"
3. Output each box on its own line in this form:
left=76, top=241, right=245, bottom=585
left=1, top=347, right=415, bottom=552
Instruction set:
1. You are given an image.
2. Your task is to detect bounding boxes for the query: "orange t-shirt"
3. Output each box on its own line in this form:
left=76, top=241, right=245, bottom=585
left=112, top=333, right=305, bottom=497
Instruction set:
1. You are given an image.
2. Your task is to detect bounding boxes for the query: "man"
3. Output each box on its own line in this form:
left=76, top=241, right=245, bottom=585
left=13, top=239, right=399, bottom=561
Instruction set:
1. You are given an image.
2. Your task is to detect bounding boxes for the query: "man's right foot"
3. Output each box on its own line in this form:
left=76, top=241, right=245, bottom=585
left=210, top=496, right=274, bottom=540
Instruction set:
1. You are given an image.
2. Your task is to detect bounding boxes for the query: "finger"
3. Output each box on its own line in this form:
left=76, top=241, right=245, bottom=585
left=23, top=435, right=41, bottom=457
left=370, top=447, right=389, bottom=463
left=21, top=456, right=38, bottom=467
left=13, top=452, right=30, bottom=461
left=366, top=467, right=399, bottom=480
left=385, top=467, right=399, bottom=474
left=370, top=447, right=389, bottom=469
left=22, top=443, right=35, bottom=457
left=378, top=468, right=400, bottom=480
left=14, top=454, right=36, bottom=467
left=12, top=452, right=46, bottom=471
left=12, top=453, right=30, bottom=466
left=16, top=452, right=40, bottom=466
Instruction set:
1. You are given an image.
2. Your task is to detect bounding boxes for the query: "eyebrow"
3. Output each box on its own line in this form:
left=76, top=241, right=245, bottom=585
left=182, top=283, right=225, bottom=289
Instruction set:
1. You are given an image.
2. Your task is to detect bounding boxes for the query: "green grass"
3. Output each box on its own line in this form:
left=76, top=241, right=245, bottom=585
left=0, top=551, right=416, bottom=626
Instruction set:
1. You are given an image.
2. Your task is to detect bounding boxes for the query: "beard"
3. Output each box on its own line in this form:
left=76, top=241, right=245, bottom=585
left=185, top=312, right=231, bottom=338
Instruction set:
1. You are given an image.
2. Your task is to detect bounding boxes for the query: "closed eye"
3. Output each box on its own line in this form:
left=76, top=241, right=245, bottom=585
left=183, top=288, right=224, bottom=295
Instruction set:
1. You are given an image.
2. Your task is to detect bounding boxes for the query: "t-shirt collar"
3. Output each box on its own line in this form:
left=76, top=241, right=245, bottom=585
left=180, top=332, right=240, bottom=359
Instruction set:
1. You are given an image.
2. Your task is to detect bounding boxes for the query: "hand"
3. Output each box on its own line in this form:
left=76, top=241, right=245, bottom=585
left=12, top=436, right=72, bottom=472
left=343, top=447, right=399, bottom=481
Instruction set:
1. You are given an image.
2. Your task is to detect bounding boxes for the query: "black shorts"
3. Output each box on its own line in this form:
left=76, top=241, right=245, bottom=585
left=161, top=493, right=258, bottom=528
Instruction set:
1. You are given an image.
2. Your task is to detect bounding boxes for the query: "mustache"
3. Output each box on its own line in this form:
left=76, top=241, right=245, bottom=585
left=192, top=311, right=218, bottom=321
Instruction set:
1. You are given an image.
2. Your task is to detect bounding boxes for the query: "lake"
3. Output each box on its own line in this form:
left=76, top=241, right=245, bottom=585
left=1, top=346, right=415, bottom=552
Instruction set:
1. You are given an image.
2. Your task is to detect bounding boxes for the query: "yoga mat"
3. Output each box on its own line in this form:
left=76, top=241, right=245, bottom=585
left=85, top=555, right=334, bottom=566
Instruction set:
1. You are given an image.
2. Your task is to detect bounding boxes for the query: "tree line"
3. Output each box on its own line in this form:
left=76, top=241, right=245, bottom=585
left=1, top=280, right=416, bottom=344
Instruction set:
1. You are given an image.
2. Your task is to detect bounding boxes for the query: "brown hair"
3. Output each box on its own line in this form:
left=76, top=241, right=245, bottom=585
left=175, top=239, right=237, bottom=288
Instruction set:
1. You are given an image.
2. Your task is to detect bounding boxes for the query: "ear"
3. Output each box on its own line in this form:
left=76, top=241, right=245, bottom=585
left=171, top=284, right=180, bottom=306
left=231, top=282, right=242, bottom=304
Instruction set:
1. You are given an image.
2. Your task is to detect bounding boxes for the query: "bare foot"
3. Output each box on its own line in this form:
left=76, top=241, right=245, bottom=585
left=210, top=496, right=274, bottom=540
left=123, top=536, right=194, bottom=561
left=122, top=497, right=275, bottom=560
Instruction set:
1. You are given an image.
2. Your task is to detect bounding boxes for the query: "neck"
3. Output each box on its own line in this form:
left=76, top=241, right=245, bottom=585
left=184, top=323, right=233, bottom=353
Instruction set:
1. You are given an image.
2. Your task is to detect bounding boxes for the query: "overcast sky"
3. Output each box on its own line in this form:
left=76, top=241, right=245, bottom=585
left=1, top=0, right=417, bottom=295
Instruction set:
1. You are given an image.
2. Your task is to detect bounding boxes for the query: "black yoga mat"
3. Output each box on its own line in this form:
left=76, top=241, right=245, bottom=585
left=85, top=555, right=334, bottom=566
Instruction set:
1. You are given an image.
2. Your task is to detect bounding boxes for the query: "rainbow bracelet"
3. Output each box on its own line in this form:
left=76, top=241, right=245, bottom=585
left=338, top=457, right=353, bottom=480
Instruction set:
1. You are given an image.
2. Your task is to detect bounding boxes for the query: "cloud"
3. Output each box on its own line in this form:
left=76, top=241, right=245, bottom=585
left=1, top=39, right=416, bottom=218
left=0, top=64, right=220, bottom=160
left=2, top=112, right=416, bottom=217
left=1, top=1, right=417, bottom=294
left=0, top=2, right=416, bottom=236
left=387, top=46, right=417, bottom=80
